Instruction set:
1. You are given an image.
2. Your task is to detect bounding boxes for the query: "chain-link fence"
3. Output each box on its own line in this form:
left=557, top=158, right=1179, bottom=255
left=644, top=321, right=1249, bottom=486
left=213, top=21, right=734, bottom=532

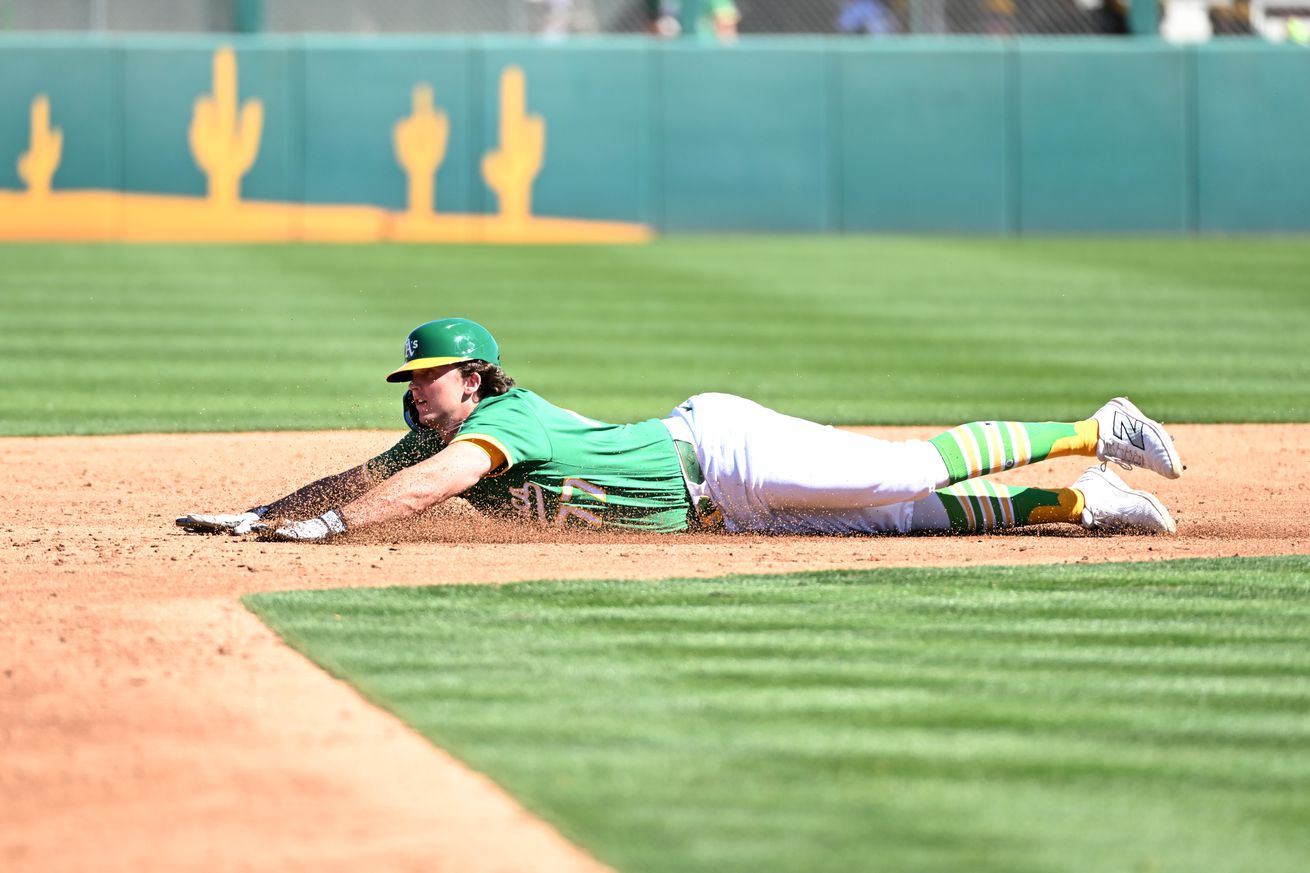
left=1, top=0, right=1295, bottom=38
left=0, top=0, right=228, bottom=31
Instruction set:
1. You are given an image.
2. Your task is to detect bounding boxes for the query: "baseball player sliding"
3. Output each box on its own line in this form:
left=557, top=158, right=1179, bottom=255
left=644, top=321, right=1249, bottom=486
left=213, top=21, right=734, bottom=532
left=178, top=318, right=1182, bottom=541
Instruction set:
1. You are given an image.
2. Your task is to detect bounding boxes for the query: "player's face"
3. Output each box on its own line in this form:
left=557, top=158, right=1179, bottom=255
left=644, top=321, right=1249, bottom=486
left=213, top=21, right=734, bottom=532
left=408, top=364, right=476, bottom=438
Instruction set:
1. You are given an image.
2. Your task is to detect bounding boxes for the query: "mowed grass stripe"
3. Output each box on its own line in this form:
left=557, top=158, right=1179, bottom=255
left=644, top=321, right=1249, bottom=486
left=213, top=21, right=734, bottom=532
left=3, top=238, right=1310, bottom=434
left=247, top=555, right=1310, bottom=873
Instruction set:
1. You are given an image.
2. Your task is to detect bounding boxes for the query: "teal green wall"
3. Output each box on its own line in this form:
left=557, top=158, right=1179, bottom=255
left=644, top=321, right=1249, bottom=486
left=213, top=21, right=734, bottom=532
left=0, top=35, right=1305, bottom=235
left=301, top=41, right=477, bottom=213
left=0, top=42, right=120, bottom=192
left=120, top=43, right=298, bottom=206
left=838, top=41, right=1011, bottom=234
left=482, top=42, right=653, bottom=224
left=658, top=41, right=833, bottom=232
left=1195, top=43, right=1310, bottom=233
left=1017, top=41, right=1191, bottom=233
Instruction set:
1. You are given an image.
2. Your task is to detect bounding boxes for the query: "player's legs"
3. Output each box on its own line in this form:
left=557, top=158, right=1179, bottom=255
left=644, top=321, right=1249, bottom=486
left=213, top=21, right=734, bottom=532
left=908, top=466, right=1175, bottom=534
left=908, top=481, right=1085, bottom=532
left=928, top=420, right=1098, bottom=483
left=667, top=393, right=949, bottom=532
left=666, top=394, right=1179, bottom=535
left=926, top=397, right=1182, bottom=484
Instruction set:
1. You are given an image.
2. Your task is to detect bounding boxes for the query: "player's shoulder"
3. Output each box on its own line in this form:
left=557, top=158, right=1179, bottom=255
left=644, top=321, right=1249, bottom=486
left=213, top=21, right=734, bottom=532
left=464, top=387, right=552, bottom=426
left=466, top=389, right=614, bottom=439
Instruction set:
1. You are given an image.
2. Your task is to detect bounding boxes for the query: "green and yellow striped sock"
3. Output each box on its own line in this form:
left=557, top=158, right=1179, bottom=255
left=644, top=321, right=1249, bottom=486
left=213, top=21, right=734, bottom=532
left=935, top=480, right=1085, bottom=532
left=928, top=419, right=1097, bottom=484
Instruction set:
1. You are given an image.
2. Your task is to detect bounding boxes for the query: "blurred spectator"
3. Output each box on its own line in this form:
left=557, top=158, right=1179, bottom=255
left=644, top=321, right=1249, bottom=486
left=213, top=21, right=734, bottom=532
left=1088, top=0, right=1129, bottom=33
left=837, top=0, right=900, bottom=33
left=1011, top=0, right=1105, bottom=32
left=1161, top=0, right=1212, bottom=40
left=645, top=0, right=741, bottom=41
left=537, top=0, right=572, bottom=38
left=981, top=0, right=1017, bottom=35
left=528, top=0, right=599, bottom=38
left=646, top=0, right=683, bottom=34
left=1209, top=0, right=1254, bottom=34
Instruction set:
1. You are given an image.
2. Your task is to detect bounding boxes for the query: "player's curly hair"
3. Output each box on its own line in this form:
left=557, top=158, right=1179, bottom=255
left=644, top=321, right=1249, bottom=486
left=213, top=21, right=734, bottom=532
left=459, top=360, right=516, bottom=399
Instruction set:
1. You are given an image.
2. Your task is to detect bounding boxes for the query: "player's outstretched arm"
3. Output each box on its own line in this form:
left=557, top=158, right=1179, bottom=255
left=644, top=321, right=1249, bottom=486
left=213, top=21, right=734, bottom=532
left=261, top=465, right=378, bottom=518
left=255, top=441, right=492, bottom=542
left=175, top=508, right=270, bottom=535
left=176, top=464, right=377, bottom=535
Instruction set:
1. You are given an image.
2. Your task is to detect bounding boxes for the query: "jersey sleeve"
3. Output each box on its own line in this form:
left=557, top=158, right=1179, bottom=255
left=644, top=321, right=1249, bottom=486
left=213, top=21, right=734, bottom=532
left=450, top=393, right=552, bottom=475
left=365, top=429, right=445, bottom=481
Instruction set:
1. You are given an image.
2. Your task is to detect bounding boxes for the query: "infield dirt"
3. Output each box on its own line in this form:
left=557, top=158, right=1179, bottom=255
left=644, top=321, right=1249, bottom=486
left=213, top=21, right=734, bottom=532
left=3, top=425, right=1308, bottom=872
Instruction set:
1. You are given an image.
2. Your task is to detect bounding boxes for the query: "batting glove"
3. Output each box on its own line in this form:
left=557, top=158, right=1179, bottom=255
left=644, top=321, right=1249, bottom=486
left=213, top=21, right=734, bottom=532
left=255, top=509, right=348, bottom=542
left=176, top=506, right=270, bottom=535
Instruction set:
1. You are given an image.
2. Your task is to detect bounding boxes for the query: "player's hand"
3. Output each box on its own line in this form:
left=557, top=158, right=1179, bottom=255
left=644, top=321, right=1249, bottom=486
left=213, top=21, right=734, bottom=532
left=176, top=507, right=269, bottom=535
left=253, top=509, right=347, bottom=542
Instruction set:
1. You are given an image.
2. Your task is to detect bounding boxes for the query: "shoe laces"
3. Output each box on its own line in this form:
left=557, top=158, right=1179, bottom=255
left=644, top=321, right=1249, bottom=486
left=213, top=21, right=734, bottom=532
left=1100, top=457, right=1134, bottom=474
left=1098, top=417, right=1172, bottom=475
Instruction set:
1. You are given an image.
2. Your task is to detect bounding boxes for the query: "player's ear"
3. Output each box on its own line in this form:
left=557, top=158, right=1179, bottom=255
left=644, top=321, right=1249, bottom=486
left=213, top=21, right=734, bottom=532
left=463, top=368, right=483, bottom=399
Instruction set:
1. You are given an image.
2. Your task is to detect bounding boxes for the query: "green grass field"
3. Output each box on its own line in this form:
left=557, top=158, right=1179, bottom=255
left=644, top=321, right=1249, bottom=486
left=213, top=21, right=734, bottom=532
left=246, top=556, right=1310, bottom=873
left=10, top=239, right=1309, bottom=869
left=1, top=238, right=1308, bottom=434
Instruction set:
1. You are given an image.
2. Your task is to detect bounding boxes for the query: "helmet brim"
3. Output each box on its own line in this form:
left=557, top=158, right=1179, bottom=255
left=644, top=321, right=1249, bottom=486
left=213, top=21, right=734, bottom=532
left=384, top=356, right=469, bottom=383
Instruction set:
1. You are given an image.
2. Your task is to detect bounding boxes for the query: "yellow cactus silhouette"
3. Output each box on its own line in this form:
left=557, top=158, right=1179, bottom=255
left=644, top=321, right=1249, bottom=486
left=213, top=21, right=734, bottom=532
left=17, top=95, right=62, bottom=199
left=393, top=83, right=449, bottom=217
left=481, top=66, right=544, bottom=224
left=0, top=57, right=651, bottom=244
left=189, top=46, right=263, bottom=207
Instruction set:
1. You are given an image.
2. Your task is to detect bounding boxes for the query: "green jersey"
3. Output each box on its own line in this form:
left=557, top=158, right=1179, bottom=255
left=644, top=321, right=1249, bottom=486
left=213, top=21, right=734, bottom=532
left=367, top=389, right=692, bottom=532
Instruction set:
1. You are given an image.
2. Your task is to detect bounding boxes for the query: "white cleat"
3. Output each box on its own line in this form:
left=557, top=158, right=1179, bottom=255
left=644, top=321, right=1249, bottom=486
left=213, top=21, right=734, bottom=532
left=1074, top=466, right=1176, bottom=535
left=1092, top=396, right=1182, bottom=479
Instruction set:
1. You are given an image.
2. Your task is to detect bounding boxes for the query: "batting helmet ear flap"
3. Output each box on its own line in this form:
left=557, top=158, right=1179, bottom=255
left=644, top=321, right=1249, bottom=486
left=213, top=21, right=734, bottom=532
left=403, top=391, right=424, bottom=431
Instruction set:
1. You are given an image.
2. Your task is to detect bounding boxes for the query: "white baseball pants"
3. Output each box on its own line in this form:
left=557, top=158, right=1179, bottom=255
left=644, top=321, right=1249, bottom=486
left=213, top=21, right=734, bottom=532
left=664, top=393, right=952, bottom=535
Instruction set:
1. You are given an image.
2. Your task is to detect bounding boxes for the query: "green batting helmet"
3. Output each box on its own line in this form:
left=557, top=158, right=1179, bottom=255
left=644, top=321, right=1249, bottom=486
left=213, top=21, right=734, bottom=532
left=385, top=318, right=501, bottom=383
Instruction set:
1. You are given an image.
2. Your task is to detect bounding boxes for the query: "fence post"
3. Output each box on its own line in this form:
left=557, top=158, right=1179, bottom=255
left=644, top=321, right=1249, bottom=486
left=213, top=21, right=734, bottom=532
left=679, top=0, right=703, bottom=37
left=1129, top=0, right=1159, bottom=34
left=234, top=0, right=264, bottom=33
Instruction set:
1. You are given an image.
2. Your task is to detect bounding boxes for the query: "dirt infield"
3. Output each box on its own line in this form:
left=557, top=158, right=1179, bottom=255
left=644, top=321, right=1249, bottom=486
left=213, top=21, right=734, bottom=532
left=3, top=425, right=1308, bottom=872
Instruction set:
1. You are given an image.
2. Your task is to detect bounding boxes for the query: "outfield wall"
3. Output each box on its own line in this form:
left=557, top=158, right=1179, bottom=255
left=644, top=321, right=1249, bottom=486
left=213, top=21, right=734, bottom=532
left=0, top=35, right=1306, bottom=237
